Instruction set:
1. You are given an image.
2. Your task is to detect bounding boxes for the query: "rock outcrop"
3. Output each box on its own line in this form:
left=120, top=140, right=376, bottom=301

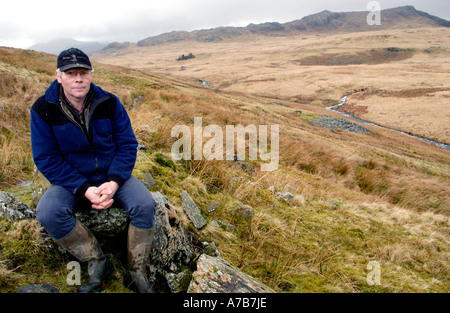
left=75, top=207, right=130, bottom=237
left=188, top=254, right=275, bottom=293
left=4, top=172, right=275, bottom=294
left=0, top=191, right=35, bottom=222
left=148, top=191, right=197, bottom=287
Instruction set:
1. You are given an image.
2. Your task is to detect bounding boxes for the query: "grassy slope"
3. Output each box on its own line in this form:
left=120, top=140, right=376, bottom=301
left=0, top=46, right=449, bottom=293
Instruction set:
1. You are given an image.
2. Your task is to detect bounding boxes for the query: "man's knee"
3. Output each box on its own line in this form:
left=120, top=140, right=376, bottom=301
left=130, top=194, right=155, bottom=229
left=36, top=186, right=77, bottom=239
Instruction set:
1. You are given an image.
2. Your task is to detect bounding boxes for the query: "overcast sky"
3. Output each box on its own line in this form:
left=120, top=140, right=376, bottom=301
left=1, top=0, right=449, bottom=49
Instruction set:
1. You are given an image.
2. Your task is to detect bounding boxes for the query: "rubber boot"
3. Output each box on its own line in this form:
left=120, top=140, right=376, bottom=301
left=123, top=224, right=156, bottom=293
left=55, top=219, right=114, bottom=293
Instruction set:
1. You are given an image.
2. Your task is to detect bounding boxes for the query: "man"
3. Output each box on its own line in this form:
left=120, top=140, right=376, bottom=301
left=30, top=48, right=156, bottom=293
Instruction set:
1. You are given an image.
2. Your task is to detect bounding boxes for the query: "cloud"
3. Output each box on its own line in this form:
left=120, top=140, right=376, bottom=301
left=0, top=0, right=449, bottom=49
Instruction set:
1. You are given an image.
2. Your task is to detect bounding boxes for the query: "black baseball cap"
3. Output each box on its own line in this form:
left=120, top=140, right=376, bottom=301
left=57, top=48, right=92, bottom=72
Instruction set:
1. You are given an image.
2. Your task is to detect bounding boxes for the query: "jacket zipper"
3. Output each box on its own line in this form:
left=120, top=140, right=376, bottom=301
left=59, top=98, right=101, bottom=182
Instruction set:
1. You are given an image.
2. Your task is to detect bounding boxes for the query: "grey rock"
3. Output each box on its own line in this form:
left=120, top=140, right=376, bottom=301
left=233, top=205, right=255, bottom=220
left=18, top=284, right=59, bottom=293
left=149, top=192, right=196, bottom=282
left=207, top=201, right=220, bottom=213
left=180, top=190, right=207, bottom=229
left=212, top=220, right=236, bottom=229
left=275, top=191, right=295, bottom=203
left=202, top=241, right=221, bottom=258
left=165, top=269, right=193, bottom=293
left=187, top=254, right=275, bottom=293
left=18, top=181, right=32, bottom=187
left=75, top=207, right=130, bottom=237
left=0, top=191, right=35, bottom=222
left=327, top=201, right=340, bottom=210
left=233, top=155, right=255, bottom=174
left=142, top=171, right=157, bottom=188
left=267, top=185, right=276, bottom=193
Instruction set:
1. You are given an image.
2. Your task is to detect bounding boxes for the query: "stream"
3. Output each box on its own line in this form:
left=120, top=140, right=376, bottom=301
left=326, top=96, right=450, bottom=151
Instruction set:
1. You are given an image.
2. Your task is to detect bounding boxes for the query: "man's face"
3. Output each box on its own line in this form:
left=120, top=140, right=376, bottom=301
left=56, top=68, right=92, bottom=101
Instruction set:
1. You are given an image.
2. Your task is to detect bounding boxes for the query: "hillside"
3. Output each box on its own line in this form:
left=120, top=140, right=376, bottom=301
left=0, top=46, right=449, bottom=293
left=94, top=24, right=450, bottom=146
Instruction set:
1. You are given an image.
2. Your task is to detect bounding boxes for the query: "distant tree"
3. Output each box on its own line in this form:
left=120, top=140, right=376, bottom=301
left=177, top=53, right=196, bottom=61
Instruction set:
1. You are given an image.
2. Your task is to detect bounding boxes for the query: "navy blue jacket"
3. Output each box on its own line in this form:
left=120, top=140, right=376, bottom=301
left=30, top=80, right=138, bottom=197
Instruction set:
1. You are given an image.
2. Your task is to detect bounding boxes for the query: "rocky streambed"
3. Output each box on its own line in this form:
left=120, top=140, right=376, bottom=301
left=326, top=96, right=450, bottom=150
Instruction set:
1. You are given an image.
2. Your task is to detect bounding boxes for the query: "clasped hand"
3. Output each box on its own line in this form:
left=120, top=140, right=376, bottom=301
left=84, top=181, right=119, bottom=210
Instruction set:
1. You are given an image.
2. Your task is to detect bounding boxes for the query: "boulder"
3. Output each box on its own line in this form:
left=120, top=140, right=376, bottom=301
left=149, top=192, right=197, bottom=285
left=187, top=254, right=275, bottom=293
left=75, top=207, right=130, bottom=237
left=0, top=191, right=35, bottom=222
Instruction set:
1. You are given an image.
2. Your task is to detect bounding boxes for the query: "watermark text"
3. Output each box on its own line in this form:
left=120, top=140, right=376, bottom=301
left=171, top=117, right=279, bottom=171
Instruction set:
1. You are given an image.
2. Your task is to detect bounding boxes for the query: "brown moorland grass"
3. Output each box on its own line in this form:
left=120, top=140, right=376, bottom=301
left=93, top=27, right=450, bottom=144
left=0, top=45, right=449, bottom=293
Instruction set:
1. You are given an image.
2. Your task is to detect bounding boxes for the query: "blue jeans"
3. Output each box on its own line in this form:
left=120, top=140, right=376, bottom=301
left=36, top=176, right=155, bottom=240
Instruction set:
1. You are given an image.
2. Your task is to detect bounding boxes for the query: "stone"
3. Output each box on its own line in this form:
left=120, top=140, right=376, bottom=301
left=275, top=191, right=295, bottom=203
left=202, top=241, right=221, bottom=258
left=0, top=191, right=35, bottom=222
left=149, top=192, right=196, bottom=284
left=180, top=190, right=207, bottom=229
left=327, top=201, right=340, bottom=210
left=75, top=207, right=130, bottom=237
left=233, top=155, right=255, bottom=174
left=165, top=269, right=193, bottom=293
left=187, top=254, right=275, bottom=293
left=207, top=201, right=220, bottom=213
left=141, top=171, right=157, bottom=188
left=233, top=205, right=255, bottom=220
left=18, top=284, right=59, bottom=293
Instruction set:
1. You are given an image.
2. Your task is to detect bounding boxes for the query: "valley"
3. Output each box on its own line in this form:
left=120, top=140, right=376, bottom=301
left=93, top=27, right=450, bottom=145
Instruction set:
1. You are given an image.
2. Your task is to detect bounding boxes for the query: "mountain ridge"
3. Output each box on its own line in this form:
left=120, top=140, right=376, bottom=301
left=130, top=5, right=449, bottom=48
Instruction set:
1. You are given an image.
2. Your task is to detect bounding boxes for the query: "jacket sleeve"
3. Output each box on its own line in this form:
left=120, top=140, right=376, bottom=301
left=30, top=106, right=90, bottom=196
left=106, top=97, right=138, bottom=186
